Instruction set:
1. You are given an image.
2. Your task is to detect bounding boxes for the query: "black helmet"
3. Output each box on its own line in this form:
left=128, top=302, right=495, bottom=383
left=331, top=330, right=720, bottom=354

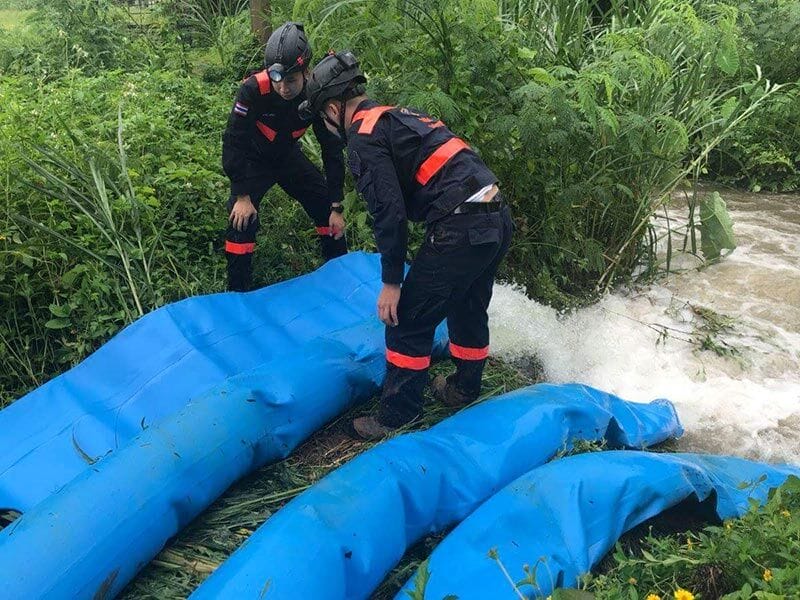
left=298, top=51, right=366, bottom=120
left=264, top=22, right=311, bottom=82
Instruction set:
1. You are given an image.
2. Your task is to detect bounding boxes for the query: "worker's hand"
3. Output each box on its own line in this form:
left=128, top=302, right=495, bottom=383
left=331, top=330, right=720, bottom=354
left=329, top=211, right=346, bottom=240
left=229, top=195, right=257, bottom=232
left=377, top=283, right=401, bottom=327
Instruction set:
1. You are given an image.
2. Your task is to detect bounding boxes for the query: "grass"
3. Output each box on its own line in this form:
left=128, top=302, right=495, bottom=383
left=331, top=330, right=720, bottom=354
left=0, top=8, right=31, bottom=29
left=118, top=358, right=535, bottom=599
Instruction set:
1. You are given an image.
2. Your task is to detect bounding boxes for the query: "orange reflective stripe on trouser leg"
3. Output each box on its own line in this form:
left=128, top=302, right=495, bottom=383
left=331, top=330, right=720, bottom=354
left=415, top=137, right=470, bottom=186
left=449, top=343, right=489, bottom=361
left=386, top=349, right=431, bottom=370
left=225, top=241, right=256, bottom=255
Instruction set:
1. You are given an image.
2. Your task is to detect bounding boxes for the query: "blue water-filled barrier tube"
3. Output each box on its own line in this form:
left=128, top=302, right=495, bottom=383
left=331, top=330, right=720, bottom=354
left=0, top=253, right=450, bottom=600
left=190, top=384, right=683, bottom=599
left=400, top=451, right=800, bottom=600
left=0, top=252, right=383, bottom=512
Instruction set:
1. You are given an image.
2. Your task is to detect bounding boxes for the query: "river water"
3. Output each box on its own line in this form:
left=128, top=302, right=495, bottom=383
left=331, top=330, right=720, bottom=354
left=489, top=188, right=800, bottom=464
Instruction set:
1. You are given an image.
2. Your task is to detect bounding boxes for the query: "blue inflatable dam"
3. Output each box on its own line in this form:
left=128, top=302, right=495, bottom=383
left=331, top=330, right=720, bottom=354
left=0, top=252, right=383, bottom=513
left=190, top=383, right=683, bottom=599
left=401, top=451, right=800, bottom=599
left=0, top=319, right=448, bottom=600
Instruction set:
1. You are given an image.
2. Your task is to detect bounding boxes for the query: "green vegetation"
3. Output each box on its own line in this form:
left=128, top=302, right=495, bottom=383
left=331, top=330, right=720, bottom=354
left=1, top=1, right=799, bottom=594
left=582, top=475, right=800, bottom=599
left=2, top=0, right=798, bottom=404
left=0, top=9, right=31, bottom=29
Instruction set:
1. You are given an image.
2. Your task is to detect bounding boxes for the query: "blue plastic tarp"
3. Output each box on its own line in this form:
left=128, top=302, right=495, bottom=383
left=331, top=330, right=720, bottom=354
left=0, top=253, right=449, bottom=600
left=190, top=384, right=683, bottom=600
left=402, top=451, right=800, bottom=599
left=0, top=252, right=382, bottom=512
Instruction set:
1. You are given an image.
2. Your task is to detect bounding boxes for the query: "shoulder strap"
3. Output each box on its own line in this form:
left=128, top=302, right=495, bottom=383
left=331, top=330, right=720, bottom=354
left=254, top=70, right=271, bottom=95
left=351, top=106, right=395, bottom=134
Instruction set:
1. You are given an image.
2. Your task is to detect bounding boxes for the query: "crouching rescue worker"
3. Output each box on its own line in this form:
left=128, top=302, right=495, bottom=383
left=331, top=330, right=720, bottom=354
left=222, top=22, right=347, bottom=291
left=299, top=51, right=513, bottom=439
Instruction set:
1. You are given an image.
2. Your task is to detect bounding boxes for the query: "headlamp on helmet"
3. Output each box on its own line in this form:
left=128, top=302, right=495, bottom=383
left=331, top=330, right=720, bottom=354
left=264, top=22, right=311, bottom=82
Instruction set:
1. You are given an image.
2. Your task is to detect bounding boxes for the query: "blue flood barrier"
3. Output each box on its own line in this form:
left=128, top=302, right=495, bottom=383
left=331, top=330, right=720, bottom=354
left=401, top=451, right=800, bottom=599
left=0, top=317, right=449, bottom=600
left=190, top=383, right=683, bottom=600
left=0, top=252, right=383, bottom=512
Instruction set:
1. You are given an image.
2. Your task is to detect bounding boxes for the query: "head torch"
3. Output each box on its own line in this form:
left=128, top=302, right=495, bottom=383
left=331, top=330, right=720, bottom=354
left=267, top=63, right=287, bottom=82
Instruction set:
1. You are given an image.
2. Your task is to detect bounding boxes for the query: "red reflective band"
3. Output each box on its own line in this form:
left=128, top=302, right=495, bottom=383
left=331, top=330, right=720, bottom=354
left=386, top=350, right=431, bottom=370
left=225, top=241, right=255, bottom=255
left=449, top=343, right=489, bottom=361
left=256, top=121, right=277, bottom=141
left=254, top=70, right=271, bottom=95
left=291, top=127, right=308, bottom=139
left=352, top=106, right=395, bottom=135
left=315, top=226, right=332, bottom=235
left=415, top=137, right=469, bottom=186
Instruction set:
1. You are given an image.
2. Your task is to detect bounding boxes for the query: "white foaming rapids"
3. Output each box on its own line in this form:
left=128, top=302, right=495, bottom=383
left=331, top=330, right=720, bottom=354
left=489, top=190, right=800, bottom=464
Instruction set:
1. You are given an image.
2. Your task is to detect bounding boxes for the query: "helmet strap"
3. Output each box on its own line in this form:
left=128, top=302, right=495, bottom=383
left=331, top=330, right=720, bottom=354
left=337, top=100, right=348, bottom=141
left=320, top=101, right=345, bottom=141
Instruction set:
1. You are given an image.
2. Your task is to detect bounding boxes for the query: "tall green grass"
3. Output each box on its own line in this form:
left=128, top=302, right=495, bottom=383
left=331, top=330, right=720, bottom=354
left=0, top=8, right=32, bottom=29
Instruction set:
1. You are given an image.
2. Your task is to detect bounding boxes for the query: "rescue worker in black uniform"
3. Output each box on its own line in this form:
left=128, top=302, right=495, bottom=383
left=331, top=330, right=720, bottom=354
left=222, top=22, right=347, bottom=291
left=299, top=51, right=513, bottom=439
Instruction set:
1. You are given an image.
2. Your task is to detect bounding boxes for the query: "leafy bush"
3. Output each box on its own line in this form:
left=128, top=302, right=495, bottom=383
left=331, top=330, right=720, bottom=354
left=0, top=70, right=232, bottom=403
left=2, top=0, right=799, bottom=403
left=584, top=476, right=800, bottom=599
left=299, top=0, right=781, bottom=299
left=708, top=0, right=800, bottom=190
left=0, top=0, right=36, bottom=9
left=710, top=85, right=800, bottom=191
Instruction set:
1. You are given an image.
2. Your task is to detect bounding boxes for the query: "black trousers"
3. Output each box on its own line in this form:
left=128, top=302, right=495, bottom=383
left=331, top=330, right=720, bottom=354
left=378, top=203, right=513, bottom=427
left=225, top=146, right=347, bottom=291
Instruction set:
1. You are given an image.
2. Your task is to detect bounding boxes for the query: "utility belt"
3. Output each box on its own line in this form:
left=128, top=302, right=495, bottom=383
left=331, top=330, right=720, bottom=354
left=426, top=176, right=502, bottom=223
left=452, top=184, right=503, bottom=215
left=452, top=200, right=504, bottom=215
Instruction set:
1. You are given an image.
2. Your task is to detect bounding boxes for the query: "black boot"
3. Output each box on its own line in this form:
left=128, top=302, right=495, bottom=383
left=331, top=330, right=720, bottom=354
left=226, top=252, right=253, bottom=292
left=319, top=234, right=348, bottom=262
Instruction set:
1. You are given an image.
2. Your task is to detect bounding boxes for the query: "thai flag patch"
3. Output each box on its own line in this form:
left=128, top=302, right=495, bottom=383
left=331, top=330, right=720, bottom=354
left=233, top=102, right=249, bottom=117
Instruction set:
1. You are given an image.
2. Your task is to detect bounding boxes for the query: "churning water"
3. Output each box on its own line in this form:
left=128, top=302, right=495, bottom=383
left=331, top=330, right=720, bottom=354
left=490, top=188, right=800, bottom=464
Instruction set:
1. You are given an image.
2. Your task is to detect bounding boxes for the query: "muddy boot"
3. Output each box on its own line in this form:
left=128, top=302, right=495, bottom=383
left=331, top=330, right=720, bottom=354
left=352, top=416, right=395, bottom=441
left=430, top=374, right=473, bottom=408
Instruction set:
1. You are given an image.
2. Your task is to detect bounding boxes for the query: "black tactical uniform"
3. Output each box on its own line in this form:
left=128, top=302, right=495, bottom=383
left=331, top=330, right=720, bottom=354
left=346, top=101, right=513, bottom=426
left=222, top=23, right=347, bottom=291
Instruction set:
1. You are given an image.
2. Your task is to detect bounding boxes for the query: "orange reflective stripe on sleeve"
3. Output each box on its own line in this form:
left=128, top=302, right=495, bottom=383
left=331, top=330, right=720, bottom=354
left=352, top=106, right=395, bottom=135
left=449, top=343, right=489, bottom=361
left=386, top=349, right=431, bottom=370
left=225, top=241, right=256, bottom=255
left=256, top=121, right=277, bottom=142
left=315, top=226, right=332, bottom=235
left=254, top=70, right=271, bottom=95
left=291, top=127, right=308, bottom=139
left=415, top=137, right=470, bottom=186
